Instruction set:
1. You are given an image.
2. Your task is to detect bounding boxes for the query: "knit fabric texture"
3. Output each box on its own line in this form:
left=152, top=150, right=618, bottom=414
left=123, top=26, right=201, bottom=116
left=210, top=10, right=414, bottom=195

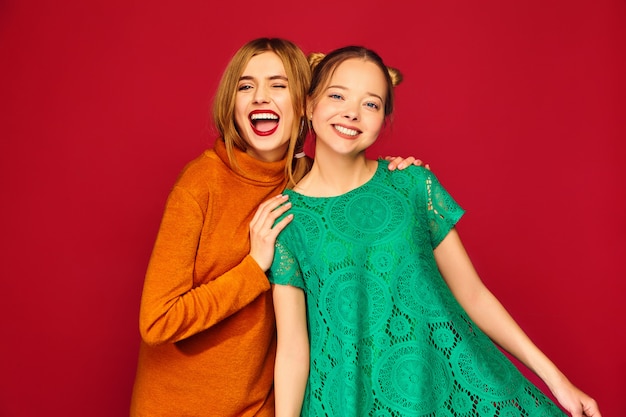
left=269, top=161, right=565, bottom=417
left=130, top=139, right=286, bottom=417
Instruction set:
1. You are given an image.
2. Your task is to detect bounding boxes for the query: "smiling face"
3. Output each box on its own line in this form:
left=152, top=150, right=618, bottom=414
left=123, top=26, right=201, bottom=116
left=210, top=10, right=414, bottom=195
left=234, top=52, right=295, bottom=162
left=309, top=58, right=388, bottom=157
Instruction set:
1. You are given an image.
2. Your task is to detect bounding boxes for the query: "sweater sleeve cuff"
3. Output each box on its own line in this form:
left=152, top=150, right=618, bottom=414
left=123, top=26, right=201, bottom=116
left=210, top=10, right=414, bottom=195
left=239, top=254, right=271, bottom=293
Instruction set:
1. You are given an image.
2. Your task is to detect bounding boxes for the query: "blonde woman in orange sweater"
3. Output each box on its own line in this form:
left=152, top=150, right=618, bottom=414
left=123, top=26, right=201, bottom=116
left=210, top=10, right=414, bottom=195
left=129, top=38, right=421, bottom=417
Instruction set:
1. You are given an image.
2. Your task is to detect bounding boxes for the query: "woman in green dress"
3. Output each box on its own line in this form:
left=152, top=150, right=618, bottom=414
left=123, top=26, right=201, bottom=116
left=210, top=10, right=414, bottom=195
left=269, top=46, right=601, bottom=417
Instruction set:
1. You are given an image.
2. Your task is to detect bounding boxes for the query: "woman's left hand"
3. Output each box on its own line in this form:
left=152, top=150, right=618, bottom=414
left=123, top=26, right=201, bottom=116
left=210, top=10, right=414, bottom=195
left=551, top=378, right=602, bottom=417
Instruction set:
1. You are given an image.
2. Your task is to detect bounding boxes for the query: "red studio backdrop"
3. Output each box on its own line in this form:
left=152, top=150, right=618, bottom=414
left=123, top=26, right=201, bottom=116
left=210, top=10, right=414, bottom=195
left=1, top=1, right=624, bottom=416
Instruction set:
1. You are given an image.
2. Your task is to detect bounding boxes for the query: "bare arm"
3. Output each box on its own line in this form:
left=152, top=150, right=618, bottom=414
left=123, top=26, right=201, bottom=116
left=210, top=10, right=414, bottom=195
left=434, top=228, right=601, bottom=417
left=273, top=284, right=309, bottom=417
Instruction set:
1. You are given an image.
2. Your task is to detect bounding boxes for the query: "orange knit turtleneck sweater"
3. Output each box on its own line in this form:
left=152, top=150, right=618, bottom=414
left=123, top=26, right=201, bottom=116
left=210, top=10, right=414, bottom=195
left=130, top=139, right=287, bottom=417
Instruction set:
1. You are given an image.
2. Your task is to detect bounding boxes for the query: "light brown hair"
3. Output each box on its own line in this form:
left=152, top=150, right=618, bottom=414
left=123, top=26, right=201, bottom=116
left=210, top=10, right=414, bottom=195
left=307, top=46, right=402, bottom=119
left=212, top=38, right=312, bottom=187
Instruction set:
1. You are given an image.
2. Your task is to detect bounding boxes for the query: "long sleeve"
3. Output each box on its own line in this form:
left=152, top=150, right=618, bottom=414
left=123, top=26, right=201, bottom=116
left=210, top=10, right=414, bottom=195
left=139, top=185, right=271, bottom=345
left=131, top=141, right=287, bottom=417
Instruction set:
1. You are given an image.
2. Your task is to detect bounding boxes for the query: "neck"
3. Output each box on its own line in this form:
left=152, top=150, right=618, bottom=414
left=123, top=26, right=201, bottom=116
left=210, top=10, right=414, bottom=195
left=295, top=149, right=377, bottom=197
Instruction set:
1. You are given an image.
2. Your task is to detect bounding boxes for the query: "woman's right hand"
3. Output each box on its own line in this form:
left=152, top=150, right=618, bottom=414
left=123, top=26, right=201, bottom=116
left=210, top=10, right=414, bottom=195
left=249, top=194, right=293, bottom=271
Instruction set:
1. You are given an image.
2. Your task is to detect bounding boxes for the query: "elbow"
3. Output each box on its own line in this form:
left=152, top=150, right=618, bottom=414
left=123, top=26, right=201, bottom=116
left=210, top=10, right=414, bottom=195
left=140, top=326, right=165, bottom=346
left=138, top=296, right=187, bottom=346
left=303, top=353, right=310, bottom=376
left=298, top=345, right=310, bottom=368
left=139, top=322, right=167, bottom=346
left=292, top=340, right=311, bottom=372
left=139, top=313, right=175, bottom=346
left=276, top=338, right=310, bottom=368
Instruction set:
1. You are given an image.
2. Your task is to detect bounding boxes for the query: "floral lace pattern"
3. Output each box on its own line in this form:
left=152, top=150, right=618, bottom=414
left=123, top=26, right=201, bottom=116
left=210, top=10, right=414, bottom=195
left=269, top=162, right=565, bottom=417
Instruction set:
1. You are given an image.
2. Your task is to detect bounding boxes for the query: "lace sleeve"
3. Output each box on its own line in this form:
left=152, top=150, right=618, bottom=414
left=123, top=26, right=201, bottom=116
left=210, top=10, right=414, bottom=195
left=268, top=238, right=305, bottom=289
left=425, top=171, right=465, bottom=248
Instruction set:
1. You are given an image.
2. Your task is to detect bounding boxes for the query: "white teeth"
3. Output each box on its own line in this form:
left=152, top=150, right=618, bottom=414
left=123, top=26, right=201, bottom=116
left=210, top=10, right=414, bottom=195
left=334, top=125, right=358, bottom=136
left=250, top=113, right=278, bottom=120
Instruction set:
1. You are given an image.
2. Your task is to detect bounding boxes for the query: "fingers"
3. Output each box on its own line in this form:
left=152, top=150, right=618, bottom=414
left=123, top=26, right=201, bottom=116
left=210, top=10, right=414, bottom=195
left=384, top=156, right=404, bottom=170
left=556, top=385, right=601, bottom=417
left=249, top=194, right=293, bottom=271
left=270, top=210, right=294, bottom=235
left=383, top=156, right=426, bottom=170
left=251, top=195, right=291, bottom=234
left=582, top=398, right=601, bottom=417
left=250, top=194, right=288, bottom=225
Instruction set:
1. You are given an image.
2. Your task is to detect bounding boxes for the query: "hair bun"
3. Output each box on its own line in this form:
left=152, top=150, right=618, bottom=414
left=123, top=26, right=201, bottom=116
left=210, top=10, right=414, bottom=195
left=387, top=67, right=403, bottom=87
left=307, top=52, right=326, bottom=71
left=308, top=51, right=403, bottom=87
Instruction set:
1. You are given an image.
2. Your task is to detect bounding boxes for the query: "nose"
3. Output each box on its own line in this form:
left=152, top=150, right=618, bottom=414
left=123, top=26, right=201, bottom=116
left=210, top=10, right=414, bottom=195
left=253, top=85, right=270, bottom=104
left=342, top=100, right=359, bottom=120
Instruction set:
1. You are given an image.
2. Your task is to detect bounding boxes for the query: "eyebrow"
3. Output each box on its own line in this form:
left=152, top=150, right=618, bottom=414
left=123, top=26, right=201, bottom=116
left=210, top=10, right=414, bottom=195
left=327, top=85, right=384, bottom=103
left=239, top=75, right=289, bottom=82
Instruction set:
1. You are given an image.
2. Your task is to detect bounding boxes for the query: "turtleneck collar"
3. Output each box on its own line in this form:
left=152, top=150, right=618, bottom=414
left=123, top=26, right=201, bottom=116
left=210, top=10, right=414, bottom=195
left=213, top=139, right=287, bottom=186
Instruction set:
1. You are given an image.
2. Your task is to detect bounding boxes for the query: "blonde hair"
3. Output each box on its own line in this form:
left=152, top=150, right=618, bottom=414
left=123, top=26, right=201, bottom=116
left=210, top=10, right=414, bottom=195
left=212, top=38, right=312, bottom=187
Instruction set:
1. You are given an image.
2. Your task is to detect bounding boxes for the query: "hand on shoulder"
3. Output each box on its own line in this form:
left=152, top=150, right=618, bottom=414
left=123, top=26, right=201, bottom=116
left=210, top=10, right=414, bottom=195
left=384, top=155, right=430, bottom=171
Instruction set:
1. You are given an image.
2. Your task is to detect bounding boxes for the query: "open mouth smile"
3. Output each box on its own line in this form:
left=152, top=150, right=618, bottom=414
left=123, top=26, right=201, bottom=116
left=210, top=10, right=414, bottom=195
left=333, top=124, right=360, bottom=137
left=250, top=110, right=279, bottom=136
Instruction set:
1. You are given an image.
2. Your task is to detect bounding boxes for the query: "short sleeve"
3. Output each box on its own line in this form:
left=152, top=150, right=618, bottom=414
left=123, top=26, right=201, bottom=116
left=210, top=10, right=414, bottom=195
left=267, top=238, right=305, bottom=289
left=425, top=171, right=465, bottom=248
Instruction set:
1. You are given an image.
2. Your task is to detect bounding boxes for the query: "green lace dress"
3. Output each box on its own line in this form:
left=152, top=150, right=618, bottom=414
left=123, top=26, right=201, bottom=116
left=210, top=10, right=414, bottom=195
left=268, top=161, right=565, bottom=417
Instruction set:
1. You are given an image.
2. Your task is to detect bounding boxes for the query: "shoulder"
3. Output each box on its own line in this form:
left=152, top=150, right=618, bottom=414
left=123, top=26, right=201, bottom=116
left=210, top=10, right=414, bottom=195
left=378, top=160, right=431, bottom=184
left=163, top=149, right=226, bottom=209
left=375, top=163, right=444, bottom=207
left=174, top=149, right=223, bottom=188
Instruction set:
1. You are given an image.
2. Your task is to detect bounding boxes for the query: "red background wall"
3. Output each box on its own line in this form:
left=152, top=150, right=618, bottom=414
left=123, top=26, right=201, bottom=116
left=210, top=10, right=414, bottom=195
left=1, top=1, right=624, bottom=416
